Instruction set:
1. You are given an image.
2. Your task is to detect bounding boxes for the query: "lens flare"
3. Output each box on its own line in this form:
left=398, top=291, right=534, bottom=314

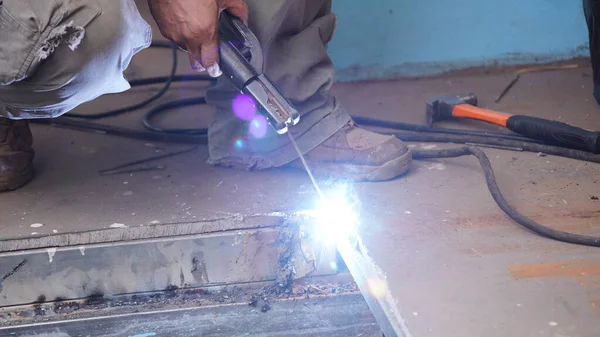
left=249, top=115, right=268, bottom=138
left=232, top=94, right=257, bottom=121
left=367, top=277, right=387, bottom=299
left=234, top=139, right=244, bottom=149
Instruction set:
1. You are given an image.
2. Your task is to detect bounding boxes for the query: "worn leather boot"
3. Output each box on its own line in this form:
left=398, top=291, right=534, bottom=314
left=288, top=121, right=412, bottom=181
left=0, top=118, right=34, bottom=192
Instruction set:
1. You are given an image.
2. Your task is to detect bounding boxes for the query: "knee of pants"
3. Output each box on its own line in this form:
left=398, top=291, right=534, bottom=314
left=0, top=0, right=152, bottom=119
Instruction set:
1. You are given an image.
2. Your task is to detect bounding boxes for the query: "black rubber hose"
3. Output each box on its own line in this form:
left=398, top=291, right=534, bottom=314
left=413, top=147, right=600, bottom=247
left=59, top=41, right=552, bottom=148
left=352, top=116, right=541, bottom=143
left=33, top=117, right=600, bottom=163
left=128, top=74, right=213, bottom=86
left=142, top=96, right=208, bottom=134
left=395, top=131, right=600, bottom=163
left=31, top=118, right=207, bottom=144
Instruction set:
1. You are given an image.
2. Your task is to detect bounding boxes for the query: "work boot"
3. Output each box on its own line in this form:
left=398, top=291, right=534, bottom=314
left=288, top=121, right=412, bottom=181
left=0, top=118, right=34, bottom=192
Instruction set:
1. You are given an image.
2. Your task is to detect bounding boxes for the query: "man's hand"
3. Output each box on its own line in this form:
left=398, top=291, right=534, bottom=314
left=148, top=0, right=248, bottom=77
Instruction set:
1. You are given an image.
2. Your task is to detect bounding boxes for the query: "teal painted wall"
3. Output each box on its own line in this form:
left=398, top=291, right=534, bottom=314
left=328, top=0, right=590, bottom=81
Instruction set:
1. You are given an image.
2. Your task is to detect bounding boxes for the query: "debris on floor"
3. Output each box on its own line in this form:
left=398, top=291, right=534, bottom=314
left=0, top=280, right=361, bottom=326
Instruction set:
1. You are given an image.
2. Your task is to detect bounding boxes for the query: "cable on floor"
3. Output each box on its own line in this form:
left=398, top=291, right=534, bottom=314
left=30, top=41, right=600, bottom=248
left=414, top=147, right=600, bottom=247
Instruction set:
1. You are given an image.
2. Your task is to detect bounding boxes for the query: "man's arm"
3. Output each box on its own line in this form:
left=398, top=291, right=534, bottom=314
left=147, top=0, right=248, bottom=77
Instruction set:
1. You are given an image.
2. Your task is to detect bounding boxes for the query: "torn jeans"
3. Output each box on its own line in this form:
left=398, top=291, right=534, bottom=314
left=0, top=0, right=350, bottom=168
left=0, top=0, right=151, bottom=118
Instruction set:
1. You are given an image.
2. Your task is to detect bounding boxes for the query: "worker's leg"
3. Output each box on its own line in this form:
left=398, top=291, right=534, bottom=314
left=584, top=0, right=600, bottom=104
left=206, top=0, right=412, bottom=180
left=0, top=0, right=151, bottom=191
left=0, top=0, right=151, bottom=118
left=206, top=0, right=344, bottom=168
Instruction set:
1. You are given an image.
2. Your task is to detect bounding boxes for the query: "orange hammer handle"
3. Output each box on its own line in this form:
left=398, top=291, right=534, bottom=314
left=452, top=104, right=512, bottom=127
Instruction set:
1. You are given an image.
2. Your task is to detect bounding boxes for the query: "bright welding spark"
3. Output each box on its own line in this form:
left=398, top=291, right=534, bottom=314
left=312, top=184, right=359, bottom=244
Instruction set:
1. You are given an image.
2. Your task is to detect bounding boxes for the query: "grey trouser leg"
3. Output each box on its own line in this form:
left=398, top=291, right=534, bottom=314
left=0, top=0, right=348, bottom=169
left=205, top=0, right=351, bottom=169
left=0, top=0, right=151, bottom=118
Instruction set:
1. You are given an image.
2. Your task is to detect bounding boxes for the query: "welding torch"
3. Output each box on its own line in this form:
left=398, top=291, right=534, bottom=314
left=217, top=11, right=300, bottom=134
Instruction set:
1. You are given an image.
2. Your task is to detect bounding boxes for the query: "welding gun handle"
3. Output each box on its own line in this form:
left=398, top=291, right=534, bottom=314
left=219, top=10, right=245, bottom=45
left=219, top=41, right=257, bottom=88
left=506, top=115, right=600, bottom=154
left=218, top=11, right=259, bottom=89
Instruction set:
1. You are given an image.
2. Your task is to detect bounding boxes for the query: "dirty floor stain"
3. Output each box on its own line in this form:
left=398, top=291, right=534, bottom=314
left=592, top=299, right=600, bottom=316
left=508, top=259, right=600, bottom=279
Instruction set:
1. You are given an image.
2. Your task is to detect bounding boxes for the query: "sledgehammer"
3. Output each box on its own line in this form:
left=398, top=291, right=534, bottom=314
left=426, top=93, right=600, bottom=154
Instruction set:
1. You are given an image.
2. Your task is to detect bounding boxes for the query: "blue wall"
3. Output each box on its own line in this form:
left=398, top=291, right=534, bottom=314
left=328, top=0, right=590, bottom=82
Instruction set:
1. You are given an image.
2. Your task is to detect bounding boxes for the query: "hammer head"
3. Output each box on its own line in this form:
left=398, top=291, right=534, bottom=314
left=426, top=93, right=478, bottom=125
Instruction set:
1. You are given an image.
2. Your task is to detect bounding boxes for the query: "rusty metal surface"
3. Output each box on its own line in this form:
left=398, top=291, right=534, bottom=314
left=0, top=216, right=338, bottom=308
left=0, top=282, right=378, bottom=337
left=5, top=296, right=379, bottom=337
left=337, top=239, right=410, bottom=337
left=0, top=229, right=279, bottom=307
left=0, top=275, right=358, bottom=323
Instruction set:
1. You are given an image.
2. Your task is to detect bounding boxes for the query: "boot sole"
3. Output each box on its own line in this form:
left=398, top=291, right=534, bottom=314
left=0, top=166, right=34, bottom=192
left=365, top=149, right=413, bottom=181
left=291, top=149, right=413, bottom=182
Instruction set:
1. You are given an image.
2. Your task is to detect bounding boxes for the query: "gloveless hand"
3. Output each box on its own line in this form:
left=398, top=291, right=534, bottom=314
left=148, top=0, right=248, bottom=77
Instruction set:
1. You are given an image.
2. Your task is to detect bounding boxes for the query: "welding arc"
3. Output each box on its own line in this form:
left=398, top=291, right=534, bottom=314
left=32, top=41, right=600, bottom=248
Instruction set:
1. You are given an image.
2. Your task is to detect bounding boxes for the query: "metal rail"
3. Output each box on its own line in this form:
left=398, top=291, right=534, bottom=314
left=337, top=238, right=413, bottom=337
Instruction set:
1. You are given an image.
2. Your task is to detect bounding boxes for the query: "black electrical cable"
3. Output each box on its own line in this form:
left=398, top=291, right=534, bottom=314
left=394, top=131, right=600, bottom=164
left=32, top=117, right=207, bottom=144
left=33, top=41, right=600, bottom=248
left=129, top=74, right=213, bottom=86
left=352, top=116, right=543, bottom=143
left=142, top=96, right=208, bottom=134
left=413, top=147, right=600, bottom=247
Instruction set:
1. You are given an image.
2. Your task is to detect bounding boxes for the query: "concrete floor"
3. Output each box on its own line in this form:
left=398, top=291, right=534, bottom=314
left=1, top=66, right=599, bottom=336
left=1, top=2, right=600, bottom=335
left=347, top=71, right=600, bottom=336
